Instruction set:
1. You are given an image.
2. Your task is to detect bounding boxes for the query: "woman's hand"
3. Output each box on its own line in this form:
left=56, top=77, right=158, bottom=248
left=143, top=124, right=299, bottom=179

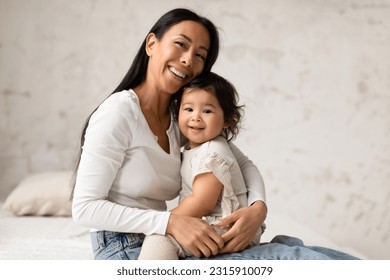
left=166, top=213, right=224, bottom=257
left=217, top=200, right=267, bottom=254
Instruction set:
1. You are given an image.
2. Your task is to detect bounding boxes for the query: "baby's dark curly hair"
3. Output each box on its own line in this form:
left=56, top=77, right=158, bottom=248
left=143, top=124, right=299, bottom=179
left=172, top=72, right=244, bottom=141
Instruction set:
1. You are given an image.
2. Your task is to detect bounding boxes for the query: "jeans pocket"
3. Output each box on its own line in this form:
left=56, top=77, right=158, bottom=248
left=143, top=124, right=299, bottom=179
left=90, top=231, right=145, bottom=260
left=91, top=231, right=125, bottom=260
left=96, top=240, right=124, bottom=260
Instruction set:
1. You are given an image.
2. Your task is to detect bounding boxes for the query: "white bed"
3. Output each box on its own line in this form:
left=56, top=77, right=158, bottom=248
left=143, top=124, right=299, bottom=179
left=0, top=202, right=92, bottom=260
left=0, top=172, right=366, bottom=260
left=0, top=172, right=93, bottom=260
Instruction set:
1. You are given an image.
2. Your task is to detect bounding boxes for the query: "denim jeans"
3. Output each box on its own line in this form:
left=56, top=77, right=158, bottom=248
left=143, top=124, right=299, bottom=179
left=91, top=231, right=144, bottom=260
left=90, top=231, right=359, bottom=260
left=197, top=235, right=360, bottom=260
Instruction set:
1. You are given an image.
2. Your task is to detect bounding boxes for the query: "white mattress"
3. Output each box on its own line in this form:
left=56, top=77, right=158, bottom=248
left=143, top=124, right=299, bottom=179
left=0, top=203, right=93, bottom=260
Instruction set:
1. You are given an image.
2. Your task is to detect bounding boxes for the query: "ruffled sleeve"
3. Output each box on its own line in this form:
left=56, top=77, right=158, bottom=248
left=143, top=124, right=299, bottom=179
left=192, top=149, right=240, bottom=218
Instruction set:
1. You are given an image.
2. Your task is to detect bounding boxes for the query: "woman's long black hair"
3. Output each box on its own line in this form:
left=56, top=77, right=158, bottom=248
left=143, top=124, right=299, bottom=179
left=70, top=8, right=220, bottom=198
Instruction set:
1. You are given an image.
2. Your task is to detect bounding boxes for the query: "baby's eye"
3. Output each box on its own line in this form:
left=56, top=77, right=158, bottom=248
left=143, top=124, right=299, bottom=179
left=184, top=107, right=193, bottom=112
left=203, top=109, right=213, bottom=114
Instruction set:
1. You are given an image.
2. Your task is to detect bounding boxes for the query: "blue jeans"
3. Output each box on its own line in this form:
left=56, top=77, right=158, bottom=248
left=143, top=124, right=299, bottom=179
left=90, top=231, right=359, bottom=260
left=91, top=231, right=144, bottom=260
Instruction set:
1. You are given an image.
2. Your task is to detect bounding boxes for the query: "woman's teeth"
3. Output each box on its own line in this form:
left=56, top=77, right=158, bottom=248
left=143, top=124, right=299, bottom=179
left=170, top=67, right=186, bottom=79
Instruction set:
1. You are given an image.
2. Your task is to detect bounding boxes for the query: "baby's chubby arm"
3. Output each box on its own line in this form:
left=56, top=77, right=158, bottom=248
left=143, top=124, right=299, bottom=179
left=171, top=172, right=222, bottom=218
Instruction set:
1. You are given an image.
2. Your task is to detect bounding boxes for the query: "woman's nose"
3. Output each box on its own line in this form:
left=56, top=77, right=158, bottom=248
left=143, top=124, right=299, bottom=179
left=181, top=51, right=193, bottom=67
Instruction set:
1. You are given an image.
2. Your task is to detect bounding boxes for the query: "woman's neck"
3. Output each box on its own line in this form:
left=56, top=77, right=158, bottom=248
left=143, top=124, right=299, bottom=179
left=133, top=83, right=171, bottom=121
left=133, top=83, right=172, bottom=153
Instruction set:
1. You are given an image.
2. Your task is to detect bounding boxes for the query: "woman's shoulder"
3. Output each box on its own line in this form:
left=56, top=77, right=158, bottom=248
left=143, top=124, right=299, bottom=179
left=94, top=90, right=141, bottom=119
left=87, top=90, right=142, bottom=135
left=100, top=90, right=138, bottom=109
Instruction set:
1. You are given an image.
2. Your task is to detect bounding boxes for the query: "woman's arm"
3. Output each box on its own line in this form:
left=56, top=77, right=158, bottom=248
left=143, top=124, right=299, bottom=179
left=72, top=93, right=171, bottom=235
left=218, top=142, right=268, bottom=253
left=229, top=142, right=267, bottom=206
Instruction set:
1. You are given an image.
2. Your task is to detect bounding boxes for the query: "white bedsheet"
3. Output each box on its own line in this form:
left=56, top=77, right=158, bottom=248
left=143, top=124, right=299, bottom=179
left=0, top=203, right=92, bottom=260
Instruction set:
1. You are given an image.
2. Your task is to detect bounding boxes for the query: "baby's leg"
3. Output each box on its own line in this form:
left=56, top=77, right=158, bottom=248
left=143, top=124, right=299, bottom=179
left=138, top=234, right=180, bottom=260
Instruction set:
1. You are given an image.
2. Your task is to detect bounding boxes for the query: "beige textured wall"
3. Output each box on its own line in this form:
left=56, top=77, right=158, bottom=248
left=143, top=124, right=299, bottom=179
left=1, top=0, right=389, bottom=259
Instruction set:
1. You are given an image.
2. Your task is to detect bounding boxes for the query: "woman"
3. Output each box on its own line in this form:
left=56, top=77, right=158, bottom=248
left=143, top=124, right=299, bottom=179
left=72, top=8, right=267, bottom=260
left=72, top=8, right=358, bottom=260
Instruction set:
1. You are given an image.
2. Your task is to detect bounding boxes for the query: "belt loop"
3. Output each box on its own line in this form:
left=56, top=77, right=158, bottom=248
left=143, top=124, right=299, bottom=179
left=97, top=231, right=106, bottom=247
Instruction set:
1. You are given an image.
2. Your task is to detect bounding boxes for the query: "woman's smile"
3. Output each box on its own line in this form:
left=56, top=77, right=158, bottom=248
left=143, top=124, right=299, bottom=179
left=169, top=66, right=187, bottom=79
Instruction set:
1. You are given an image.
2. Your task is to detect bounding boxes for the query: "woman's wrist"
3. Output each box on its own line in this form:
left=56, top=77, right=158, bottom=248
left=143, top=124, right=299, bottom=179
left=165, top=212, right=177, bottom=235
left=250, top=200, right=267, bottom=219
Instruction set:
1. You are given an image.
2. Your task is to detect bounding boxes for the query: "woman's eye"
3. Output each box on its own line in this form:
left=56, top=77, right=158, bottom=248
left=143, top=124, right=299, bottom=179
left=175, top=41, right=186, bottom=48
left=197, top=54, right=206, bottom=61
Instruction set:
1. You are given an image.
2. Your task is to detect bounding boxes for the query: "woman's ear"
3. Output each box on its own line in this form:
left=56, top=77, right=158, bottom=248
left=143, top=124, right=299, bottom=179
left=145, top=33, right=157, bottom=56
